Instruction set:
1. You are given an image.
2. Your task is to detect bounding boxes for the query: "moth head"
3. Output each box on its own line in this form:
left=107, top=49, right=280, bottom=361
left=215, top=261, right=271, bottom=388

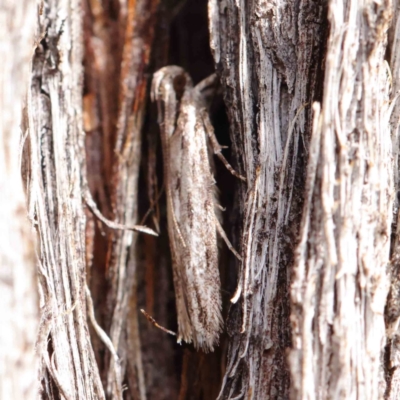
left=173, top=74, right=187, bottom=102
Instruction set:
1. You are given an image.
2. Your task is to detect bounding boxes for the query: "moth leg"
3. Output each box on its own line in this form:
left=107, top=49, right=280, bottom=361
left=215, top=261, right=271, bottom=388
left=201, top=110, right=246, bottom=182
left=214, top=216, right=242, bottom=261
left=84, top=187, right=157, bottom=236
left=139, top=185, right=163, bottom=233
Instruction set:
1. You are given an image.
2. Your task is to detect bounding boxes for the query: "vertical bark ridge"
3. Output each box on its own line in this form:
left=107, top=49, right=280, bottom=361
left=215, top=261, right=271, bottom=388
left=103, top=0, right=160, bottom=397
left=28, top=0, right=105, bottom=398
left=0, top=1, right=39, bottom=398
left=209, top=0, right=326, bottom=397
left=291, top=0, right=393, bottom=398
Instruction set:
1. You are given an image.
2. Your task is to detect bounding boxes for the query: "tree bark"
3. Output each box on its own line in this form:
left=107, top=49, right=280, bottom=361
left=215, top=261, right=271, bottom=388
left=0, top=1, right=39, bottom=399
left=27, top=1, right=107, bottom=398
left=290, top=2, right=392, bottom=398
left=3, top=0, right=400, bottom=399
left=209, top=0, right=326, bottom=397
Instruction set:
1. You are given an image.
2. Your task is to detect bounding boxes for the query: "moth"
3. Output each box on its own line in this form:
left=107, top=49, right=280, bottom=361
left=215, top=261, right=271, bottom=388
left=151, top=66, right=244, bottom=351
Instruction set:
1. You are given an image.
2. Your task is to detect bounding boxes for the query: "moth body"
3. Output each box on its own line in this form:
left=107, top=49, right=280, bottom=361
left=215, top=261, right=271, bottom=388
left=152, top=66, right=223, bottom=351
left=151, top=66, right=245, bottom=351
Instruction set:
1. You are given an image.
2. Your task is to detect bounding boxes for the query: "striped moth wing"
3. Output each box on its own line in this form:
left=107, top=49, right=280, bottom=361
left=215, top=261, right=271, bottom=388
left=151, top=66, right=223, bottom=351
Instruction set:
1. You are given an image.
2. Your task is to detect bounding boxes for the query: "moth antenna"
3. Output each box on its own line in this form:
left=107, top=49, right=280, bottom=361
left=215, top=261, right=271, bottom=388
left=195, top=73, right=218, bottom=93
left=140, top=185, right=165, bottom=233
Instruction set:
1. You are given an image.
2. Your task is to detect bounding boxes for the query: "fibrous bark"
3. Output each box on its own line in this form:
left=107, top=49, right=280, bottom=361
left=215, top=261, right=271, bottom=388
left=28, top=1, right=105, bottom=398
left=209, top=0, right=326, bottom=397
left=290, top=0, right=393, bottom=397
left=5, top=0, right=400, bottom=399
left=0, top=1, right=39, bottom=399
left=100, top=0, right=159, bottom=397
left=385, top=3, right=400, bottom=399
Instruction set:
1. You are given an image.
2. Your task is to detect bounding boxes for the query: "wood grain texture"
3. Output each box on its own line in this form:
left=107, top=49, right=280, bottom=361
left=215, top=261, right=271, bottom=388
left=28, top=0, right=105, bottom=398
left=209, top=0, right=326, bottom=397
left=289, top=0, right=393, bottom=397
left=209, top=0, right=397, bottom=398
left=7, top=0, right=400, bottom=398
left=0, top=1, right=38, bottom=399
left=96, top=0, right=160, bottom=397
left=384, top=4, right=400, bottom=399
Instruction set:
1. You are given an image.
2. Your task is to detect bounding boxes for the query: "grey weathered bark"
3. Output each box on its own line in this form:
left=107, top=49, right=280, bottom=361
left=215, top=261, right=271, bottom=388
left=290, top=2, right=392, bottom=399
left=385, top=3, right=400, bottom=398
left=27, top=1, right=105, bottom=398
left=0, top=1, right=39, bottom=399
left=3, top=0, right=400, bottom=399
left=210, top=0, right=396, bottom=398
left=209, top=0, right=325, bottom=397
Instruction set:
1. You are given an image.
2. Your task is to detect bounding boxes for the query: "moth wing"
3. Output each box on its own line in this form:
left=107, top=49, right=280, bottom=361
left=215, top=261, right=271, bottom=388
left=170, top=92, right=223, bottom=351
